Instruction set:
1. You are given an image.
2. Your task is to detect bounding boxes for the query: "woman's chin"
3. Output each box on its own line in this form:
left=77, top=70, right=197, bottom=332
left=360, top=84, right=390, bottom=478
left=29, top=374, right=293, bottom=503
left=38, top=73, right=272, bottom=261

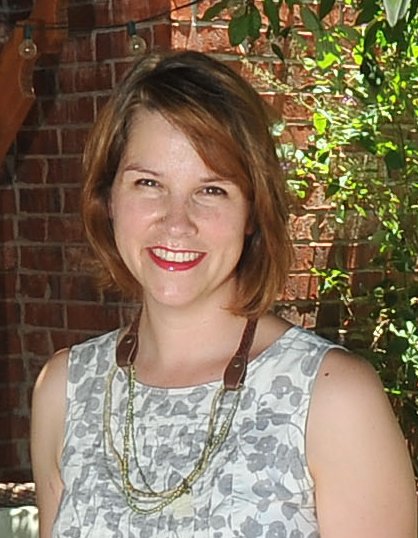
left=143, top=288, right=202, bottom=309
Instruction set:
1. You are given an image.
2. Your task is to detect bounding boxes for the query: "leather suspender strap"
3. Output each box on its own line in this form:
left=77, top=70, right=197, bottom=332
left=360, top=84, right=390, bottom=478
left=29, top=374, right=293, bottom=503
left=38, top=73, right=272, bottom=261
left=223, top=318, right=258, bottom=391
left=115, top=312, right=258, bottom=390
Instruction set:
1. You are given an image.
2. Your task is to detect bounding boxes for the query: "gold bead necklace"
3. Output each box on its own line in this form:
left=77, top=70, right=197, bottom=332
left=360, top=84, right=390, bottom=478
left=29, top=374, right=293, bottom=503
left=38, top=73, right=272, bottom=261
left=103, top=316, right=257, bottom=515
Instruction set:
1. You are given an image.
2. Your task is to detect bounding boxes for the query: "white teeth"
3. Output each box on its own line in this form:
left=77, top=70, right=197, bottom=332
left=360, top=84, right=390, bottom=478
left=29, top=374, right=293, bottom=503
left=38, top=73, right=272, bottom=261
left=152, top=248, right=200, bottom=263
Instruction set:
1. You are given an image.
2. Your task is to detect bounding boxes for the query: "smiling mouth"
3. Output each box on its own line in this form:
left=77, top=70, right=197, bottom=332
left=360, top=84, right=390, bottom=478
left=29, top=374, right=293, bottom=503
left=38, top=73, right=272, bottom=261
left=151, top=247, right=202, bottom=263
left=148, top=247, right=206, bottom=271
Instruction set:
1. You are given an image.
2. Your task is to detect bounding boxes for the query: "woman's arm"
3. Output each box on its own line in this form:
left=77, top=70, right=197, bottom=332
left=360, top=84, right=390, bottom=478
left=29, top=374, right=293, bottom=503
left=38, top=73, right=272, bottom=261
left=31, top=348, right=69, bottom=538
left=307, top=348, right=417, bottom=538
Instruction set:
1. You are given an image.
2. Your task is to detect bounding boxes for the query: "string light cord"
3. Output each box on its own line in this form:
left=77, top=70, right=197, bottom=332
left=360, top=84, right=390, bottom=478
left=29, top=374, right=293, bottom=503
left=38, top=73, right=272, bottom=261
left=13, top=0, right=204, bottom=33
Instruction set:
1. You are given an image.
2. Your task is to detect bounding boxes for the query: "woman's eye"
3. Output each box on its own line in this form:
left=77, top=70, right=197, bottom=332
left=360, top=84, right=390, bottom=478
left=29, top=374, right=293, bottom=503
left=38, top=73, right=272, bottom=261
left=202, top=186, right=227, bottom=196
left=135, top=178, right=159, bottom=188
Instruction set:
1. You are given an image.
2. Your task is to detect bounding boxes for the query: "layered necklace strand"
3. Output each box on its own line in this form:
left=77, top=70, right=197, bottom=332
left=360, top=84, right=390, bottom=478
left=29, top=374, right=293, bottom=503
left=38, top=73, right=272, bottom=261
left=102, top=318, right=257, bottom=515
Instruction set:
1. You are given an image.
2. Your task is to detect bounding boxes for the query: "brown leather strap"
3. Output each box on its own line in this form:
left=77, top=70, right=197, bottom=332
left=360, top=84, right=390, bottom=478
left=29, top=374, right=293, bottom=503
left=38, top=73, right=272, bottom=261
left=223, top=318, right=258, bottom=391
left=116, top=312, right=258, bottom=390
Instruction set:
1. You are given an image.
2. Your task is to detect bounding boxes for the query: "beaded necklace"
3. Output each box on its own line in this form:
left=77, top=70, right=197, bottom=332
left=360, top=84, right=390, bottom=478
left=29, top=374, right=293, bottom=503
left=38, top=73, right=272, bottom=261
left=103, top=315, right=257, bottom=515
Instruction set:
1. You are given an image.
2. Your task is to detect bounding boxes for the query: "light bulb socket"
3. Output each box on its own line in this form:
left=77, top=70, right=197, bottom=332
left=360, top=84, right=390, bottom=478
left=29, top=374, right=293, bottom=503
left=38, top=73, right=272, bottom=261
left=23, top=24, right=33, bottom=40
left=127, top=21, right=136, bottom=37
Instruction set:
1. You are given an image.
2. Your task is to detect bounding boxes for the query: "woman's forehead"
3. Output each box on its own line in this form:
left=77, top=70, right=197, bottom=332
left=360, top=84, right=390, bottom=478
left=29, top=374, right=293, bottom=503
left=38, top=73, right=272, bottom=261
left=122, top=106, right=252, bottom=194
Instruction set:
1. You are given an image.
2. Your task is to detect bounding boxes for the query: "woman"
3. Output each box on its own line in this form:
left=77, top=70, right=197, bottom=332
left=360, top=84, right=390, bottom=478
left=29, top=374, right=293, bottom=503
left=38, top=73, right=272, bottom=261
left=31, top=51, right=416, bottom=538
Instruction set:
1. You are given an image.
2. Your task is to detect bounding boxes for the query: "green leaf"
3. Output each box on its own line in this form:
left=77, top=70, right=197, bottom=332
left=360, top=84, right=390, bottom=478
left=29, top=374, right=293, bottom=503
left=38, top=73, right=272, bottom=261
left=384, top=290, right=398, bottom=307
left=319, top=0, right=336, bottom=19
left=313, top=111, right=328, bottom=134
left=398, top=308, right=416, bottom=322
left=356, top=2, right=379, bottom=24
left=301, top=6, right=323, bottom=35
left=383, top=0, right=411, bottom=27
left=338, top=25, right=362, bottom=43
left=385, top=149, right=405, bottom=170
left=372, top=285, right=385, bottom=299
left=279, top=26, right=291, bottom=38
left=271, top=42, right=285, bottom=61
left=383, top=18, right=408, bottom=47
left=264, top=0, right=281, bottom=36
left=326, top=182, right=340, bottom=197
left=388, top=335, right=410, bottom=355
left=248, top=5, right=262, bottom=39
left=317, top=150, right=329, bottom=164
left=202, top=1, right=228, bottom=21
left=360, top=55, right=385, bottom=87
left=407, top=0, right=418, bottom=21
left=358, top=134, right=377, bottom=154
left=317, top=51, right=339, bottom=69
left=228, top=13, right=250, bottom=46
left=364, top=19, right=384, bottom=51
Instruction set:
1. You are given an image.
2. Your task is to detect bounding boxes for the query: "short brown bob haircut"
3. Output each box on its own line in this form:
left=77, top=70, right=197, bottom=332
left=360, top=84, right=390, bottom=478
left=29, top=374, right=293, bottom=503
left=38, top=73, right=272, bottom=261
left=82, top=50, right=293, bottom=318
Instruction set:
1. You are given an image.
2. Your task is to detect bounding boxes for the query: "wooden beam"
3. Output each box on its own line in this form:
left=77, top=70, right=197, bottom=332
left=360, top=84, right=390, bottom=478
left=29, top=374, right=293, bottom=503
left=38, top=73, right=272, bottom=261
left=0, top=0, right=68, bottom=163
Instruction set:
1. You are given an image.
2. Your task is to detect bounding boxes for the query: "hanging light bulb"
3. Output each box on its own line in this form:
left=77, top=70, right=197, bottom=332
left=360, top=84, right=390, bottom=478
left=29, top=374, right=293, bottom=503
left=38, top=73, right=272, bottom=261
left=127, top=21, right=147, bottom=55
left=18, top=24, right=38, bottom=60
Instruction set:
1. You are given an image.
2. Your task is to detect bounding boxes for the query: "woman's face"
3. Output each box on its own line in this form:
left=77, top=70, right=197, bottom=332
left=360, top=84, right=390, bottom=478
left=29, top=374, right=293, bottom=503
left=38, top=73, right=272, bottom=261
left=109, top=109, right=251, bottom=311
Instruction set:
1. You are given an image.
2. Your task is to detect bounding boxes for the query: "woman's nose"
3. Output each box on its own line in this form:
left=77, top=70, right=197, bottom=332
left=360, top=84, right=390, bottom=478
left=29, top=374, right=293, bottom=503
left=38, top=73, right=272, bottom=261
left=160, top=196, right=197, bottom=236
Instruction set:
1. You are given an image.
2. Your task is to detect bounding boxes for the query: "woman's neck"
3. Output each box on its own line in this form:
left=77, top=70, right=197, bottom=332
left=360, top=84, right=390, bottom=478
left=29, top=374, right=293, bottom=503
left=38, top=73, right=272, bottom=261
left=132, top=300, right=250, bottom=387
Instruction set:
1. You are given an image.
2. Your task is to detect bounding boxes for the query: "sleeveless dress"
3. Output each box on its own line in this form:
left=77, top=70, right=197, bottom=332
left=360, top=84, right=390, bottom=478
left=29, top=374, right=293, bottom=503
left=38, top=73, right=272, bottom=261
left=53, top=325, right=342, bottom=538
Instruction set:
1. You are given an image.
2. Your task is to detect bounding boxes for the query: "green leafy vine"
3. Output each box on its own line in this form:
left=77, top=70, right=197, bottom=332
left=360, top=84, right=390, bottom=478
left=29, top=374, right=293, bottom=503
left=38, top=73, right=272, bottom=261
left=203, top=0, right=418, bottom=475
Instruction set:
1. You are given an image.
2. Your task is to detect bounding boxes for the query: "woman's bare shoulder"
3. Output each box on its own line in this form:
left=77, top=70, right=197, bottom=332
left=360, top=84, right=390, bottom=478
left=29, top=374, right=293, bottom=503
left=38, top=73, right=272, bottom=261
left=31, top=349, right=70, bottom=537
left=32, top=348, right=70, bottom=408
left=251, top=313, right=293, bottom=358
left=306, top=348, right=416, bottom=537
left=308, top=347, right=397, bottom=446
left=311, top=347, right=391, bottom=416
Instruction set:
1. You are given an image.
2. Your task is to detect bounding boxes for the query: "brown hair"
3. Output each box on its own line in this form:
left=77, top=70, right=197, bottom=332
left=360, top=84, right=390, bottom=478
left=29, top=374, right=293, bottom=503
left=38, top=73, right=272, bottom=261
left=82, top=50, right=293, bottom=318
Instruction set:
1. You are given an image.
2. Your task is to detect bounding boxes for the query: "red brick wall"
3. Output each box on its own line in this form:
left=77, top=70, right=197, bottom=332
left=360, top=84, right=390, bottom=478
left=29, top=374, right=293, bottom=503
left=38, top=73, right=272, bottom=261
left=0, top=0, right=365, bottom=479
left=0, top=0, right=173, bottom=482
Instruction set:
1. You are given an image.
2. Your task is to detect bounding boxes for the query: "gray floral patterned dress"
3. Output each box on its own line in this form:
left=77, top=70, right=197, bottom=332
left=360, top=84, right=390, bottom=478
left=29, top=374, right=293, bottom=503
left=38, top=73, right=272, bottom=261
left=53, top=325, right=341, bottom=538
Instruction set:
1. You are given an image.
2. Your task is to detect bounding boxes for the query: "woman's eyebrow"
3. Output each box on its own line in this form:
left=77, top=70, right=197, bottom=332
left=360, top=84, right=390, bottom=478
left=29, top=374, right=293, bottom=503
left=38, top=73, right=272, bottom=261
left=200, top=176, right=235, bottom=185
left=122, top=163, right=161, bottom=176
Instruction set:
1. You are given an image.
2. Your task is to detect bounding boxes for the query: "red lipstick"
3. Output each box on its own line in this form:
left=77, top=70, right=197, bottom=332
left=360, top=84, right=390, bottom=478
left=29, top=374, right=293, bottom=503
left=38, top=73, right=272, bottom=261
left=147, top=247, right=206, bottom=272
